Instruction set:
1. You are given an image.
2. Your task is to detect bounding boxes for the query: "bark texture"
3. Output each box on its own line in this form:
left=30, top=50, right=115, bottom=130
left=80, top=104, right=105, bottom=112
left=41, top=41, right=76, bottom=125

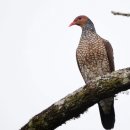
left=20, top=67, right=130, bottom=130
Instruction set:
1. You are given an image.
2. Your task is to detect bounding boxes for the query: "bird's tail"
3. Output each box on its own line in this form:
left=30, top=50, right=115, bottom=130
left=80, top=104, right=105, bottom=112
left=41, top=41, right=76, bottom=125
left=98, top=98, right=115, bottom=130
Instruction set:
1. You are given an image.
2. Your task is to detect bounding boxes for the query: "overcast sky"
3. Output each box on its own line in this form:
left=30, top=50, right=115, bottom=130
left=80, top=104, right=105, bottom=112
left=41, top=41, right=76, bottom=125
left=0, top=0, right=130, bottom=130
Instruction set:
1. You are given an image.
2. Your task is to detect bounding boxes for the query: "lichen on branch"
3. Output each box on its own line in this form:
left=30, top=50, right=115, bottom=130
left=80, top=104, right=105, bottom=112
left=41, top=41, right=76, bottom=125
left=20, top=67, right=130, bottom=130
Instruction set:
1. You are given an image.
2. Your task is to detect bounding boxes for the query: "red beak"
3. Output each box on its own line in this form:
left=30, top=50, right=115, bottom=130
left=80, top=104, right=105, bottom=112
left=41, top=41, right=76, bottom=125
left=69, top=21, right=75, bottom=27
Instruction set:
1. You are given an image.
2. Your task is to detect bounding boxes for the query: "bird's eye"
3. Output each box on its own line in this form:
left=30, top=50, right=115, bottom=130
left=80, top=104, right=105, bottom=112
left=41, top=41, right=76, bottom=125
left=78, top=17, right=82, bottom=20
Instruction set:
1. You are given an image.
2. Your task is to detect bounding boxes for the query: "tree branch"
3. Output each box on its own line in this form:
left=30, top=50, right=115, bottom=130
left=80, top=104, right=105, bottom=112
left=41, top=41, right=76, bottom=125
left=20, top=67, right=130, bottom=130
left=111, top=11, right=130, bottom=17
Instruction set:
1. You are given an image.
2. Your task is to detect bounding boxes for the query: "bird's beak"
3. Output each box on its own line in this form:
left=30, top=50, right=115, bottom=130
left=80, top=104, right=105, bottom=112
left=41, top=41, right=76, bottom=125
left=69, top=21, right=75, bottom=27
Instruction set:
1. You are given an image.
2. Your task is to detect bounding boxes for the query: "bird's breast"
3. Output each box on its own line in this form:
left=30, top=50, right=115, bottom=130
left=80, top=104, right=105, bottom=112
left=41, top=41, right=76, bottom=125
left=76, top=39, right=110, bottom=81
left=77, top=40, right=106, bottom=64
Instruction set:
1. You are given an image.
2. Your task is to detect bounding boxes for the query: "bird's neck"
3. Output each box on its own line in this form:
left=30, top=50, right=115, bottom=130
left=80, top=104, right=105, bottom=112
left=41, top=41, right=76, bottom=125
left=81, top=19, right=96, bottom=39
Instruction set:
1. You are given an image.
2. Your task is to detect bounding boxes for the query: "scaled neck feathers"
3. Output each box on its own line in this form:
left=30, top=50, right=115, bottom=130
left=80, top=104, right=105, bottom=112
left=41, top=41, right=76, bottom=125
left=81, top=19, right=96, bottom=39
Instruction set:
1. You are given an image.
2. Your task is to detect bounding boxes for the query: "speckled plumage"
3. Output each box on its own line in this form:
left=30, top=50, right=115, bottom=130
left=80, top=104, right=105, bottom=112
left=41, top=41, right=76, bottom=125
left=74, top=18, right=115, bottom=129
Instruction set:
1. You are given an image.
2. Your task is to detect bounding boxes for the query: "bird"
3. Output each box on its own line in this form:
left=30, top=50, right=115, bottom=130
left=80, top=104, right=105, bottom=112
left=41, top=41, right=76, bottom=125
left=69, top=15, right=115, bottom=130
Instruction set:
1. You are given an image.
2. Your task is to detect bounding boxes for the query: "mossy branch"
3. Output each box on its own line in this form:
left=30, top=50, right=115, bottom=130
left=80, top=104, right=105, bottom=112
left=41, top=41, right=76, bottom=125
left=20, top=67, right=130, bottom=130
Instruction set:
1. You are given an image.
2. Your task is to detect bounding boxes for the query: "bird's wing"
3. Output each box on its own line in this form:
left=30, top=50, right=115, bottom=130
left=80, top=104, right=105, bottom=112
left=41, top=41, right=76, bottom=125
left=103, top=40, right=115, bottom=72
left=99, top=40, right=115, bottom=129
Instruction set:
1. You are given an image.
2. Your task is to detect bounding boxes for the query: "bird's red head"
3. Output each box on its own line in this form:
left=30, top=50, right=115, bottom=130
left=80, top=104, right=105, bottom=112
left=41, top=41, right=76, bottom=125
left=69, top=15, right=88, bottom=27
